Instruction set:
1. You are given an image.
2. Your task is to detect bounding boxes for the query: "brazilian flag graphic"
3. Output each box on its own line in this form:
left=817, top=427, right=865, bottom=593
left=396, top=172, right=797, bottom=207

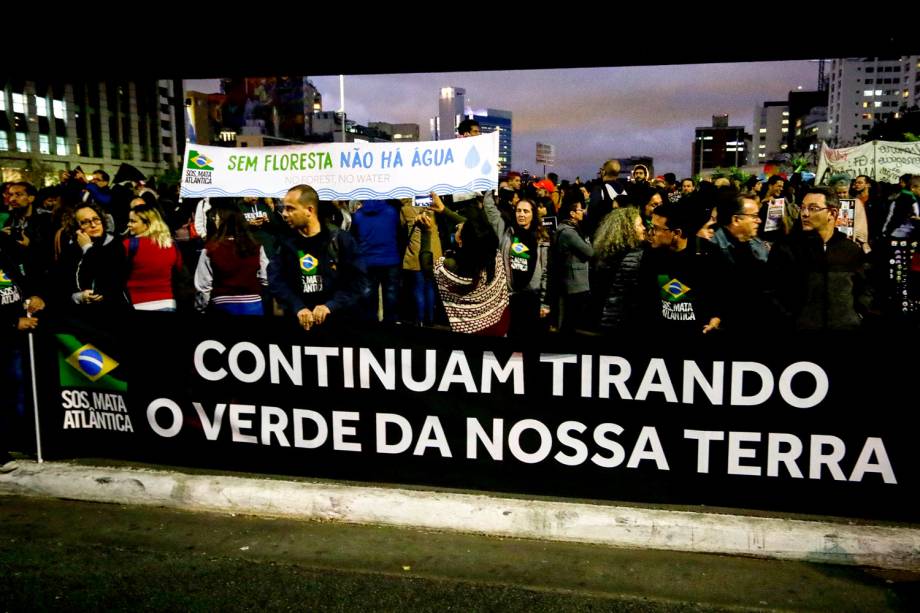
left=57, top=334, right=127, bottom=392
left=0, top=269, right=11, bottom=287
left=298, top=251, right=319, bottom=276
left=659, top=276, right=691, bottom=302
left=510, top=237, right=530, bottom=259
left=186, top=150, right=214, bottom=171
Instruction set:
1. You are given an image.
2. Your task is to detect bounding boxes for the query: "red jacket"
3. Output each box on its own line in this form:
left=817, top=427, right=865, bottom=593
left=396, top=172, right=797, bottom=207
left=124, top=237, right=181, bottom=305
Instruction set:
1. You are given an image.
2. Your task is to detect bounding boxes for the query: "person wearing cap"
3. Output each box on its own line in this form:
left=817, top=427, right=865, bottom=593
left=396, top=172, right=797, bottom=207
left=532, top=178, right=559, bottom=214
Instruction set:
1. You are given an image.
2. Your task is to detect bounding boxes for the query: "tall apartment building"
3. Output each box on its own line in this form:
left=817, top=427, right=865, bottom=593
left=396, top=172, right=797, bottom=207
left=753, top=101, right=789, bottom=162
left=469, top=108, right=512, bottom=174
left=1, top=79, right=183, bottom=184
left=368, top=122, right=420, bottom=142
left=430, top=87, right=467, bottom=140
left=827, top=56, right=920, bottom=146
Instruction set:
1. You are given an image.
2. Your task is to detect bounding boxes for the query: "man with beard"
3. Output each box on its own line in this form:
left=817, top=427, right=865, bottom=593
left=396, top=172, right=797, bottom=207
left=2, top=182, right=53, bottom=288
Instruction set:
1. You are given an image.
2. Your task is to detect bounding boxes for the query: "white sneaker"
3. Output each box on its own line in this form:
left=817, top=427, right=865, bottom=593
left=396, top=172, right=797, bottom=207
left=0, top=460, right=20, bottom=473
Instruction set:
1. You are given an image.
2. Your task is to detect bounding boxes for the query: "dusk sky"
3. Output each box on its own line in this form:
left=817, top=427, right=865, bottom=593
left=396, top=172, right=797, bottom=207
left=185, top=60, right=819, bottom=180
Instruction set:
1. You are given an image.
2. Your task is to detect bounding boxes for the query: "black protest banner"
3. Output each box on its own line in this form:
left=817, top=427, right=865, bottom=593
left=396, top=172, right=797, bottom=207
left=33, top=312, right=918, bottom=521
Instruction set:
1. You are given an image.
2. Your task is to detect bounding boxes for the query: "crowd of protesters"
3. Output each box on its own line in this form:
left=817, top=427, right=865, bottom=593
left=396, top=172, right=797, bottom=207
left=2, top=124, right=920, bottom=468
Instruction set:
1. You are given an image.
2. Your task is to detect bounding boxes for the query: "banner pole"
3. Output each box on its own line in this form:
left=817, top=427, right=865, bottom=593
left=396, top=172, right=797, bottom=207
left=27, top=330, right=43, bottom=463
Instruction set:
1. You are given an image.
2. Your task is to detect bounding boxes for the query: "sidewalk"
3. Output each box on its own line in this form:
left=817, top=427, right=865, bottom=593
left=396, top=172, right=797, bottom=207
left=2, top=493, right=918, bottom=611
left=2, top=458, right=919, bottom=572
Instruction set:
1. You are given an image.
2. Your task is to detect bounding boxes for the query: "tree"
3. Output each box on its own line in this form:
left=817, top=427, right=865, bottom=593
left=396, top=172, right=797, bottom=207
left=864, top=107, right=920, bottom=143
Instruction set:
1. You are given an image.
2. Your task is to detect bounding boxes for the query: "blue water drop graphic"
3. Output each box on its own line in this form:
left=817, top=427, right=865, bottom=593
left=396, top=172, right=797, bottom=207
left=481, top=160, right=492, bottom=176
left=465, top=147, right=480, bottom=169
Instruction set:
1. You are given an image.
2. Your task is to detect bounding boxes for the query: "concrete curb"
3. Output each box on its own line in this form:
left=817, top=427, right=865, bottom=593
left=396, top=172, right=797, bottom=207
left=2, top=460, right=918, bottom=571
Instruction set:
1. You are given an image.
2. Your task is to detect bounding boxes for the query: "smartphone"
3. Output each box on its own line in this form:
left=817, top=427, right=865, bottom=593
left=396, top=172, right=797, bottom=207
left=414, top=195, right=433, bottom=208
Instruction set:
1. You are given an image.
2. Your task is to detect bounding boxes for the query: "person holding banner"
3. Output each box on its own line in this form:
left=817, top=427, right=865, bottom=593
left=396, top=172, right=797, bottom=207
left=418, top=204, right=509, bottom=336
left=482, top=191, right=550, bottom=338
left=0, top=232, right=45, bottom=472
left=269, top=184, right=370, bottom=331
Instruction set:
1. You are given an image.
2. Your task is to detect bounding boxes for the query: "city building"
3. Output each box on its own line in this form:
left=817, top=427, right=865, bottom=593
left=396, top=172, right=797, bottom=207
left=469, top=108, right=512, bottom=174
left=794, top=106, right=832, bottom=154
left=1, top=79, right=183, bottom=184
left=368, top=122, right=420, bottom=142
left=826, top=56, right=920, bottom=146
left=430, top=87, right=467, bottom=140
left=753, top=101, right=789, bottom=162
left=691, top=114, right=751, bottom=176
left=786, top=90, right=828, bottom=150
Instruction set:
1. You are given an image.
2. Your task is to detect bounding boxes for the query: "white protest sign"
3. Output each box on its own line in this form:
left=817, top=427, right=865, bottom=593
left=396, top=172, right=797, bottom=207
left=817, top=141, right=920, bottom=185
left=180, top=132, right=500, bottom=199
left=764, top=198, right=785, bottom=233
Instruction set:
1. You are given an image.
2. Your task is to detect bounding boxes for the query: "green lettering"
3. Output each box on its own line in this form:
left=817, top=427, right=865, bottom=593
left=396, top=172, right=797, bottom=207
left=228, top=156, right=238, bottom=171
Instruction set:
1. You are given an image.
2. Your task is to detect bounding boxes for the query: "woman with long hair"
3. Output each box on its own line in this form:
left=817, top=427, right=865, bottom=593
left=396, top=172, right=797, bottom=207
left=483, top=191, right=551, bottom=338
left=592, top=206, right=647, bottom=333
left=419, top=199, right=509, bottom=336
left=124, top=202, right=182, bottom=311
left=194, top=204, right=268, bottom=316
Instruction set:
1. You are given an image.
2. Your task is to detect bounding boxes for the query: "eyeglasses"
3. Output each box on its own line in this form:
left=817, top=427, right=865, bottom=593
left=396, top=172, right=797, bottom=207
left=801, top=206, right=829, bottom=214
left=648, top=225, right=672, bottom=235
left=78, top=217, right=102, bottom=227
left=734, top=213, right=760, bottom=219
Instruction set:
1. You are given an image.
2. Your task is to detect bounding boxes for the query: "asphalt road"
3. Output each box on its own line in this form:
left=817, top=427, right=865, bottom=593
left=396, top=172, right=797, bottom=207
left=1, top=494, right=917, bottom=612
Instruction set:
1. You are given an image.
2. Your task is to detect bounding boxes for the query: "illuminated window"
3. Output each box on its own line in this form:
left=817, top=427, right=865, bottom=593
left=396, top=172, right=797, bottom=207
left=36, top=97, right=48, bottom=117
left=16, top=132, right=29, bottom=152
left=782, top=111, right=789, bottom=116
left=39, top=134, right=50, bottom=154
left=12, top=93, right=26, bottom=113
left=0, top=133, right=8, bottom=151
left=875, top=89, right=882, bottom=95
left=758, top=128, right=767, bottom=133
left=56, top=136, right=67, bottom=155
left=864, top=90, right=874, bottom=96
left=759, top=144, right=766, bottom=149
left=53, top=99, right=66, bottom=118
left=874, top=101, right=882, bottom=108
left=781, top=128, right=788, bottom=133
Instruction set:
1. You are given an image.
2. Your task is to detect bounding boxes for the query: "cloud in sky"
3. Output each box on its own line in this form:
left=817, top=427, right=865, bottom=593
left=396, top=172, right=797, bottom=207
left=186, top=60, right=818, bottom=179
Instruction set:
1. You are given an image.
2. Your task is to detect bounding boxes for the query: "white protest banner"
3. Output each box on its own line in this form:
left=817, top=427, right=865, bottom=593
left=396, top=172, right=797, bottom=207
left=180, top=132, right=500, bottom=199
left=816, top=141, right=920, bottom=185
left=816, top=142, right=875, bottom=185
left=873, top=142, right=920, bottom=184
